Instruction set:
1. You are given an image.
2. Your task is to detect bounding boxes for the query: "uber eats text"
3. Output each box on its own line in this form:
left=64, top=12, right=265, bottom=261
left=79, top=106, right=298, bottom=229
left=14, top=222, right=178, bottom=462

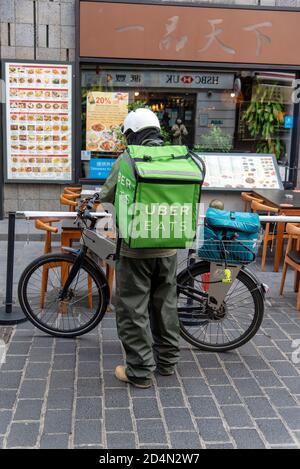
left=117, top=194, right=195, bottom=240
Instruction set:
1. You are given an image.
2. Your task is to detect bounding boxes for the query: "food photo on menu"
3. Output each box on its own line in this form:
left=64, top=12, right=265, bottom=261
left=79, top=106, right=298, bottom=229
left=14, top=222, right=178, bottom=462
left=200, top=154, right=281, bottom=189
left=5, top=63, right=73, bottom=181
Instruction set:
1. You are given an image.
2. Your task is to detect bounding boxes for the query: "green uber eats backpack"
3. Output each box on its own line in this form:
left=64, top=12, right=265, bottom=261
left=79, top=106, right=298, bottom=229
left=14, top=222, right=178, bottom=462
left=115, top=145, right=205, bottom=249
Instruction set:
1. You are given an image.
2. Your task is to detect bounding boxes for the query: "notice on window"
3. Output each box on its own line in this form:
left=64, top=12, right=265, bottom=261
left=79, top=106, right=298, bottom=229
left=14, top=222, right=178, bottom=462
left=89, top=158, right=116, bottom=179
left=198, top=153, right=283, bottom=190
left=86, top=92, right=128, bottom=153
left=5, top=62, right=73, bottom=182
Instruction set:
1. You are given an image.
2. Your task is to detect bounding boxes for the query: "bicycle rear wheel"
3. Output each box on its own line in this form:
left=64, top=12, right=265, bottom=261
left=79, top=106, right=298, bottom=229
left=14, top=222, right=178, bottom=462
left=18, top=253, right=109, bottom=338
left=177, top=261, right=264, bottom=352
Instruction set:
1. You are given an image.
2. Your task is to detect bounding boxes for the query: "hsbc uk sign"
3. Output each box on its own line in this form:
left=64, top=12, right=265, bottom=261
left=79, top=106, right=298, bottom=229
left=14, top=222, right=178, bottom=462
left=162, top=73, right=234, bottom=89
left=82, top=70, right=234, bottom=90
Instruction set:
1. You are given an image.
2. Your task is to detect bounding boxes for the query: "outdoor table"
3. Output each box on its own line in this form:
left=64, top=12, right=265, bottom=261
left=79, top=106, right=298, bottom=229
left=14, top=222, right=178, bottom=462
left=0, top=211, right=111, bottom=325
left=81, top=189, right=102, bottom=197
left=252, top=189, right=300, bottom=272
left=19, top=211, right=109, bottom=219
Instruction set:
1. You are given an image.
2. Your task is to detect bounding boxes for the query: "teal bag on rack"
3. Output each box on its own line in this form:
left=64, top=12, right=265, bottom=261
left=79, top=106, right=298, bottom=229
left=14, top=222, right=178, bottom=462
left=198, top=208, right=261, bottom=265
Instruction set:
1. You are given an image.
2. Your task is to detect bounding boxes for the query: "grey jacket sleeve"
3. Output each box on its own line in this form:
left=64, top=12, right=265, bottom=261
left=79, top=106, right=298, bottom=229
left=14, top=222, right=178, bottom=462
left=98, top=155, right=123, bottom=204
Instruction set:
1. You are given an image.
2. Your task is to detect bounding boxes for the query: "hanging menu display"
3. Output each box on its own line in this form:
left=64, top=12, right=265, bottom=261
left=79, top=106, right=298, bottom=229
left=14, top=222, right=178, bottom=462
left=86, top=91, right=128, bottom=153
left=198, top=153, right=283, bottom=190
left=5, top=62, right=73, bottom=182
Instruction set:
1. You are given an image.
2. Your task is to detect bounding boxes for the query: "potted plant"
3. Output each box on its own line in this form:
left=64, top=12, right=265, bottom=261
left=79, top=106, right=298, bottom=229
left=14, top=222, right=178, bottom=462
left=242, top=83, right=285, bottom=160
left=193, top=125, right=233, bottom=153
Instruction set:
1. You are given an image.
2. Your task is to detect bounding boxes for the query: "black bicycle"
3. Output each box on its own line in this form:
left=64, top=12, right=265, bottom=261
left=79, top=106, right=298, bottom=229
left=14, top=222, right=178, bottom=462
left=18, top=194, right=265, bottom=352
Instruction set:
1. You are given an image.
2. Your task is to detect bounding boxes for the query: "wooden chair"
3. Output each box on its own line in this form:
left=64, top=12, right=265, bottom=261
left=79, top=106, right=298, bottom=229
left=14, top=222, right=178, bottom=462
left=35, top=217, right=94, bottom=310
left=59, top=196, right=115, bottom=309
left=64, top=186, right=82, bottom=195
left=60, top=190, right=82, bottom=244
left=60, top=192, right=80, bottom=212
left=280, top=223, right=300, bottom=310
left=35, top=218, right=59, bottom=254
left=241, top=192, right=264, bottom=212
left=59, top=190, right=83, bottom=258
left=251, top=200, right=280, bottom=272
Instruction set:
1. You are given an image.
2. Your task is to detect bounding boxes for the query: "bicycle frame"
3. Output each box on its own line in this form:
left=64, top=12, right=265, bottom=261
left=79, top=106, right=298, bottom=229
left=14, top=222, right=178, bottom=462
left=19, top=203, right=291, bottom=309
left=58, top=215, right=101, bottom=302
left=58, top=245, right=89, bottom=301
left=59, top=228, right=262, bottom=310
left=207, top=263, right=241, bottom=311
left=179, top=248, right=265, bottom=318
left=58, top=211, right=117, bottom=302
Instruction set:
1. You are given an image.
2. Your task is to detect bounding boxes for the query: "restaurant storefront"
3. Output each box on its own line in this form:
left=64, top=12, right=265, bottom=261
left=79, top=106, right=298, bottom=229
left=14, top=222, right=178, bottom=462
left=2, top=0, right=300, bottom=217
left=76, top=0, right=300, bottom=192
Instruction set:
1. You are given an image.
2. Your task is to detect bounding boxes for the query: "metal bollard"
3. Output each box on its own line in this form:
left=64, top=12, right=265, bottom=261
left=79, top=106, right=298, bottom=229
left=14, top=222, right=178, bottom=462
left=0, top=212, right=27, bottom=325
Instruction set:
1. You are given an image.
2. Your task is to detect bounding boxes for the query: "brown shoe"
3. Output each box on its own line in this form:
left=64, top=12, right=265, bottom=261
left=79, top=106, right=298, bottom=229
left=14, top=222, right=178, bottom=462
left=115, top=365, right=152, bottom=389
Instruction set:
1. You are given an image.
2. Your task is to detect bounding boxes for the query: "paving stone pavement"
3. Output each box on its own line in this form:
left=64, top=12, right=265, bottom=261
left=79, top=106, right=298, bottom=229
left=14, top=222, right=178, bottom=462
left=0, top=239, right=300, bottom=449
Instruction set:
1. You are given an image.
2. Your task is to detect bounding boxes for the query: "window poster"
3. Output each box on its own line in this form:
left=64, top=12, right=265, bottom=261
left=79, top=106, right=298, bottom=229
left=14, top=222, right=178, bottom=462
left=86, top=92, right=128, bottom=153
left=5, top=62, right=73, bottom=182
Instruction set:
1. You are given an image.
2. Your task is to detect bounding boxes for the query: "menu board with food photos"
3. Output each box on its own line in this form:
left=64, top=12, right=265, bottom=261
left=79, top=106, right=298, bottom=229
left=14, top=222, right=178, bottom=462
left=86, top=92, right=128, bottom=153
left=5, top=62, right=73, bottom=181
left=198, top=153, right=283, bottom=190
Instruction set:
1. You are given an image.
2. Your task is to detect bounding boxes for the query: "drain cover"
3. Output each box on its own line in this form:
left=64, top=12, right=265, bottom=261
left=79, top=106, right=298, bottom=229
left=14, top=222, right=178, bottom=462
left=0, top=327, right=13, bottom=344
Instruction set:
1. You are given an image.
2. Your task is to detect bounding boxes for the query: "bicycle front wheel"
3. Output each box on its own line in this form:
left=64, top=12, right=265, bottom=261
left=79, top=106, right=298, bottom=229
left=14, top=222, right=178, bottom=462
left=18, top=253, right=109, bottom=338
left=177, top=261, right=264, bottom=352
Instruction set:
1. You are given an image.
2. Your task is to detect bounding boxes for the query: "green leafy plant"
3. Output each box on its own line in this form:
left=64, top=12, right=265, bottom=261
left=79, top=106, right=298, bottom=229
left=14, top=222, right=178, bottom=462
left=113, top=125, right=127, bottom=148
left=194, top=126, right=233, bottom=153
left=242, top=84, right=285, bottom=159
left=127, top=100, right=150, bottom=112
left=160, top=126, right=172, bottom=145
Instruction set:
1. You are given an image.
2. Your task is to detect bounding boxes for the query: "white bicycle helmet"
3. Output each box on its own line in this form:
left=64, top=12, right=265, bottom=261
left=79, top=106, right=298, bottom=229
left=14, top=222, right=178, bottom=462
left=122, top=108, right=161, bottom=134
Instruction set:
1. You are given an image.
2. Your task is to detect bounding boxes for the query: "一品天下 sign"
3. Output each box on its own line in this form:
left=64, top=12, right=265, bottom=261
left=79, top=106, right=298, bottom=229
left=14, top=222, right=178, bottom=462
left=80, top=2, right=300, bottom=66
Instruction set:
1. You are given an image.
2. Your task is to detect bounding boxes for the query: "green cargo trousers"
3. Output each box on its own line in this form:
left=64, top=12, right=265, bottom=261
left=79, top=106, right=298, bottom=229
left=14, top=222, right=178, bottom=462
left=115, top=255, right=180, bottom=380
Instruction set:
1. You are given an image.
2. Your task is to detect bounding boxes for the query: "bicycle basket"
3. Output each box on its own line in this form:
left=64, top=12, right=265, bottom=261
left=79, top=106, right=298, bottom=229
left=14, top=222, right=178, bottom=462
left=81, top=228, right=116, bottom=264
left=197, top=222, right=262, bottom=266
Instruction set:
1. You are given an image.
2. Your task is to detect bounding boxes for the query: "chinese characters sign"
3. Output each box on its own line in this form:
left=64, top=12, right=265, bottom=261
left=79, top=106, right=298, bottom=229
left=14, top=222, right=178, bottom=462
left=80, top=2, right=300, bottom=66
left=82, top=70, right=234, bottom=90
left=89, top=158, right=116, bottom=179
left=86, top=92, right=128, bottom=152
left=5, top=62, right=73, bottom=182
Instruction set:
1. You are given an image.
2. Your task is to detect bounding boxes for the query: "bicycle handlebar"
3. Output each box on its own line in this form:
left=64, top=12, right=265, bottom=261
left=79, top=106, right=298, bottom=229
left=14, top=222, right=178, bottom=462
left=77, top=193, right=101, bottom=223
left=85, top=193, right=100, bottom=211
